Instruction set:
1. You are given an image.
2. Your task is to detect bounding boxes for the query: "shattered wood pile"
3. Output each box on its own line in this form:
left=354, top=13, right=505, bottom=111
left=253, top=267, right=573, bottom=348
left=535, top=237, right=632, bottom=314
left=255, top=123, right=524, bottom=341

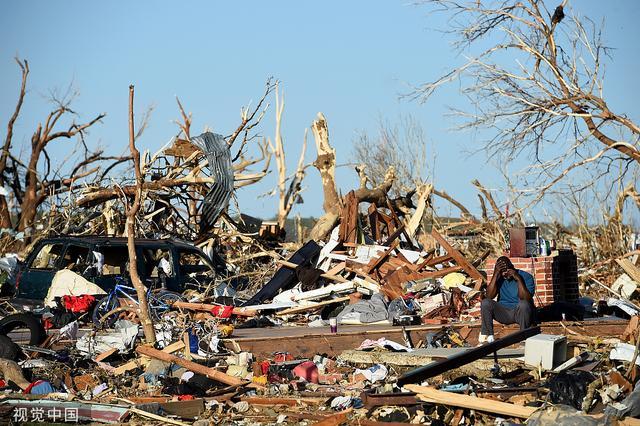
left=0, top=65, right=639, bottom=424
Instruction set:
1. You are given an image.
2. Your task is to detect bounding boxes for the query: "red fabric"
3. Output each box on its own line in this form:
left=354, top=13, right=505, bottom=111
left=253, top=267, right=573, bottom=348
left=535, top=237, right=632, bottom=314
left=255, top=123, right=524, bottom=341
left=62, top=295, right=96, bottom=313
left=177, top=395, right=195, bottom=401
left=23, top=380, right=45, bottom=394
left=273, top=353, right=293, bottom=363
left=41, top=318, right=54, bottom=330
left=210, top=305, right=233, bottom=318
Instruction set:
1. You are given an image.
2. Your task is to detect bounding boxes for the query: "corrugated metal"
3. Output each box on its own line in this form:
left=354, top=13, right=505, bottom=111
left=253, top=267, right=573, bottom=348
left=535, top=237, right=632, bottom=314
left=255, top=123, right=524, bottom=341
left=191, top=132, right=234, bottom=230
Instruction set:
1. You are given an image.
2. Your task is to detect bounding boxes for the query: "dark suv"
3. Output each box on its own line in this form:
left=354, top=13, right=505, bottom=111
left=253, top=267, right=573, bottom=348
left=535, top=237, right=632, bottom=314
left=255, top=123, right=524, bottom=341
left=9, top=236, right=227, bottom=311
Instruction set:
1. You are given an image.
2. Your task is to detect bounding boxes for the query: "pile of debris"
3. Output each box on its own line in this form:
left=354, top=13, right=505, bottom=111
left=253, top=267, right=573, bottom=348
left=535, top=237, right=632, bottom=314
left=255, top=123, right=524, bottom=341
left=0, top=192, right=637, bottom=425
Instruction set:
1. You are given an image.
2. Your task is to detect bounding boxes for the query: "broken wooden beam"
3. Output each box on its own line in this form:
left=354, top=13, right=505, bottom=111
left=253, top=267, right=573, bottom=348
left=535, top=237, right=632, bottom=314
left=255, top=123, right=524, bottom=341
left=396, top=326, right=540, bottom=385
left=360, top=391, right=418, bottom=408
left=276, top=296, right=351, bottom=316
left=404, top=384, right=537, bottom=419
left=113, top=340, right=185, bottom=375
left=172, top=301, right=256, bottom=317
left=431, top=228, right=485, bottom=287
left=135, top=345, right=246, bottom=386
left=366, top=240, right=399, bottom=274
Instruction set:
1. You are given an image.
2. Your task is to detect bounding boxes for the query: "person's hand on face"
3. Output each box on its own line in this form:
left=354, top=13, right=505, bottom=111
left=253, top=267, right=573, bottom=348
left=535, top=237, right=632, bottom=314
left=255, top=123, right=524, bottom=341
left=493, top=261, right=507, bottom=276
left=502, top=268, right=517, bottom=280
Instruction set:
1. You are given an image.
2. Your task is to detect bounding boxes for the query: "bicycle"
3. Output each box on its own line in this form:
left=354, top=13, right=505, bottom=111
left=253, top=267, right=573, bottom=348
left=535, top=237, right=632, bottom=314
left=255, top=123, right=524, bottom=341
left=92, top=276, right=185, bottom=327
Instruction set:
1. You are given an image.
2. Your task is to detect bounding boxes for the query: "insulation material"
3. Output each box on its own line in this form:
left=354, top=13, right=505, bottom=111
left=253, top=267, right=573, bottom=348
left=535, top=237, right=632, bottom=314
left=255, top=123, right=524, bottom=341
left=44, top=269, right=107, bottom=308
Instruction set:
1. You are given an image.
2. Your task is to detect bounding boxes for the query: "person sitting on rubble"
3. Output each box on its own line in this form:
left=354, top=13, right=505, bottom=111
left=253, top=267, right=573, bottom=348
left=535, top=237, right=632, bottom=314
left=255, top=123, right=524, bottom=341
left=480, top=256, right=535, bottom=344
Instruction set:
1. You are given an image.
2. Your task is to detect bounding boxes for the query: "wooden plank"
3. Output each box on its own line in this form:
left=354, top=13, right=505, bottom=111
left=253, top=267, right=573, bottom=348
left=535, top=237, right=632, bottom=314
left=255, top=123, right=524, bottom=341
left=128, top=406, right=190, bottom=426
left=431, top=228, right=484, bottom=286
left=277, top=296, right=350, bottom=316
left=366, top=240, right=399, bottom=274
left=314, top=409, right=352, bottom=426
left=386, top=199, right=417, bottom=250
left=113, top=341, right=185, bottom=375
left=172, top=301, right=256, bottom=317
left=426, top=254, right=453, bottom=266
left=368, top=204, right=380, bottom=241
left=136, top=345, right=245, bottom=386
left=183, top=332, right=192, bottom=361
left=326, top=261, right=346, bottom=276
left=339, top=190, right=359, bottom=244
left=616, top=258, right=640, bottom=284
left=415, top=249, right=436, bottom=272
left=418, top=265, right=463, bottom=279
left=404, top=385, right=537, bottom=419
left=94, top=348, right=118, bottom=363
left=382, top=224, right=405, bottom=247
left=160, top=398, right=205, bottom=419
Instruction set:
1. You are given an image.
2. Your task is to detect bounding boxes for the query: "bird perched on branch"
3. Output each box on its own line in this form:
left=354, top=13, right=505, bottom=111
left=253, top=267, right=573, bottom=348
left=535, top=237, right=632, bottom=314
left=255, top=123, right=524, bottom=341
left=551, top=5, right=564, bottom=26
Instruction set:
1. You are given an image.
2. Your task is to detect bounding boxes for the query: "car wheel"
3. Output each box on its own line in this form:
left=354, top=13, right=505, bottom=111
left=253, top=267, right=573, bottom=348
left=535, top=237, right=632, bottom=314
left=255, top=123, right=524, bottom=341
left=0, top=313, right=46, bottom=346
left=92, top=296, right=121, bottom=328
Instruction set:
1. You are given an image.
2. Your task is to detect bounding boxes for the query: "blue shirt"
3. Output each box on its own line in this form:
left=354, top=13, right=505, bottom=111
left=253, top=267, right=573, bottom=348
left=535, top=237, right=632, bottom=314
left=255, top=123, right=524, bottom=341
left=498, top=270, right=535, bottom=309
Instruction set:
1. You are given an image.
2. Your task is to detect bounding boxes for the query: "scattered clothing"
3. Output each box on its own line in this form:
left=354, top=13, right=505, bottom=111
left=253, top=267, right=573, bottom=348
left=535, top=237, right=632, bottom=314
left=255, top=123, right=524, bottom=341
left=337, top=293, right=388, bottom=324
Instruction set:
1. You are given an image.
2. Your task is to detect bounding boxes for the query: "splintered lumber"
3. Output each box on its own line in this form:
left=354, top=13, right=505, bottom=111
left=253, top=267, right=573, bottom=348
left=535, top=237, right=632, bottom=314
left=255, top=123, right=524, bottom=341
left=366, top=240, right=399, bottom=274
left=114, top=341, right=185, bottom=375
left=396, top=326, right=540, bottom=385
left=430, top=228, right=484, bottom=288
left=360, top=391, right=418, bottom=408
left=135, top=345, right=245, bottom=386
left=616, top=258, right=640, bottom=284
left=404, top=385, right=537, bottom=419
left=94, top=348, right=118, bottom=362
left=326, top=261, right=346, bottom=276
left=339, top=191, right=359, bottom=244
left=278, top=260, right=348, bottom=283
left=314, top=409, right=352, bottom=426
left=276, top=296, right=350, bottom=316
left=128, top=406, right=191, bottom=426
left=172, top=301, right=256, bottom=317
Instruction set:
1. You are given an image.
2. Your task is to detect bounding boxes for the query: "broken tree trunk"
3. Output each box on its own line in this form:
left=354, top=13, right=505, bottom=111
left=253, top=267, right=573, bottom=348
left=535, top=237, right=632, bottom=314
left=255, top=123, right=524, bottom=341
left=126, top=85, right=156, bottom=344
left=309, top=113, right=341, bottom=241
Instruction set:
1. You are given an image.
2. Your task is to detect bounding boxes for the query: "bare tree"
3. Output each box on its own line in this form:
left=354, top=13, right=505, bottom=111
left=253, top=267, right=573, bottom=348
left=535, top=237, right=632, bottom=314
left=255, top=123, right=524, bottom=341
left=309, top=113, right=398, bottom=241
left=1, top=58, right=130, bottom=244
left=125, top=85, right=156, bottom=344
left=411, top=0, right=639, bottom=208
left=76, top=79, right=277, bottom=240
left=268, top=84, right=307, bottom=229
left=353, top=115, right=430, bottom=197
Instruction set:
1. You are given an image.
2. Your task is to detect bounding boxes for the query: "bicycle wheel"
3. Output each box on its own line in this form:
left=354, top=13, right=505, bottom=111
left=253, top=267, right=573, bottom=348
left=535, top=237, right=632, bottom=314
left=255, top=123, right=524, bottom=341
left=92, top=295, right=121, bottom=328
left=149, top=291, right=185, bottom=322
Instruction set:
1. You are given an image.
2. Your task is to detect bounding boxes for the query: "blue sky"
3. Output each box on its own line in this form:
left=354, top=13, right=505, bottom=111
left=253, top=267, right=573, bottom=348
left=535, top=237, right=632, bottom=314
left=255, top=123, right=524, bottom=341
left=1, top=1, right=639, bottom=221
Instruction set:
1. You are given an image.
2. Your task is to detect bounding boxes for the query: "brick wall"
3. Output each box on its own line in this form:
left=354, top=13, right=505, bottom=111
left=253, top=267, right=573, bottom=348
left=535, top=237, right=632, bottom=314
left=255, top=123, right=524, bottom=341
left=484, top=250, right=579, bottom=307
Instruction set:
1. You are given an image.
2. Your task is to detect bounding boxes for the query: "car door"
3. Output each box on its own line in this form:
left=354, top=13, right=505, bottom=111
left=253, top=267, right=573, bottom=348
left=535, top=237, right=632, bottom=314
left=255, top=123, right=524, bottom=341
left=16, top=241, right=66, bottom=300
